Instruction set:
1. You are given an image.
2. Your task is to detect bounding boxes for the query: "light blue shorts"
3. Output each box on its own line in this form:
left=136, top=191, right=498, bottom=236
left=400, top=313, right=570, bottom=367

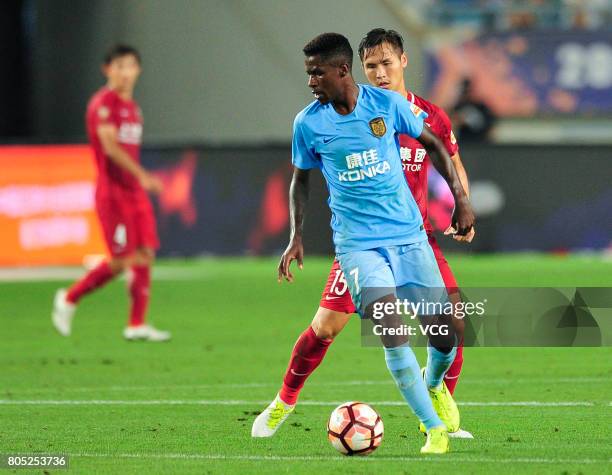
left=336, top=239, right=446, bottom=316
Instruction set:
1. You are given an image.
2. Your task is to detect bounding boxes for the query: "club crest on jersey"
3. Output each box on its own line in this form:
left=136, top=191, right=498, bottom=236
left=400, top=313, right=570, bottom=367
left=369, top=117, right=386, bottom=138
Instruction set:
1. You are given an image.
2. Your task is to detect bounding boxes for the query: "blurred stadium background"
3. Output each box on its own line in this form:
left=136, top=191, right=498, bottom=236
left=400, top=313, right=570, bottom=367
left=1, top=0, right=611, bottom=265
left=1, top=2, right=611, bottom=472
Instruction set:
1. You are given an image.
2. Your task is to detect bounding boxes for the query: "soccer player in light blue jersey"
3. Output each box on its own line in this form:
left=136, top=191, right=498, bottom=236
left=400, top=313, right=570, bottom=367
left=262, top=33, right=474, bottom=454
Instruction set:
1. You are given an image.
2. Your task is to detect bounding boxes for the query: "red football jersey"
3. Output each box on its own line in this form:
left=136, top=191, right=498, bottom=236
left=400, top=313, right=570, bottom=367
left=86, top=87, right=144, bottom=196
left=399, top=92, right=459, bottom=233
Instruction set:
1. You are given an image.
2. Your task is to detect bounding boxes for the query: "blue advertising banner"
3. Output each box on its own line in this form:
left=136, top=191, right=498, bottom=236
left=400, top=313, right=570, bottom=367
left=426, top=31, right=612, bottom=117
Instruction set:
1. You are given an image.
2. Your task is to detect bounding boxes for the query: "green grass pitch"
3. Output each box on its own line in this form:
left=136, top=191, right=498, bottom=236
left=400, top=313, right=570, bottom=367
left=1, top=254, right=611, bottom=474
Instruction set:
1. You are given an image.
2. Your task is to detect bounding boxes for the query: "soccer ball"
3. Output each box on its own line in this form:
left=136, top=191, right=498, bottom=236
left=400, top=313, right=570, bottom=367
left=327, top=401, right=384, bottom=456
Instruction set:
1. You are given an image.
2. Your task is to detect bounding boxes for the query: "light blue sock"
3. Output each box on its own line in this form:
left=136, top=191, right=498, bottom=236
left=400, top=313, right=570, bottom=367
left=425, top=345, right=457, bottom=390
left=384, top=345, right=443, bottom=430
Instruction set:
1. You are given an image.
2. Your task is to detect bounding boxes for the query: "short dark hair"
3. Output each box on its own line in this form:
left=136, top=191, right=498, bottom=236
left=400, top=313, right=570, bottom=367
left=358, top=28, right=404, bottom=61
left=103, top=44, right=141, bottom=65
left=303, top=33, right=353, bottom=70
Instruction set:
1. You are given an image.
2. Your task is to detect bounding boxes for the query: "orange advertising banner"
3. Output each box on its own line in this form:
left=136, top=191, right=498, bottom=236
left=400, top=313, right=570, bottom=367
left=0, top=145, right=106, bottom=266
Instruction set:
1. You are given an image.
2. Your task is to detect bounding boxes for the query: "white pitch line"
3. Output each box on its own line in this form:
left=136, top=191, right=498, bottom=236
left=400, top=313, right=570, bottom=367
left=456, top=401, right=598, bottom=407
left=72, top=452, right=612, bottom=465
left=4, top=377, right=609, bottom=394
left=0, top=399, right=601, bottom=407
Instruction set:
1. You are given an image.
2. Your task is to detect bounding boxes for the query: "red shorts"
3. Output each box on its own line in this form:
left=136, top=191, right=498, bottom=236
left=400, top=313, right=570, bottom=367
left=96, top=193, right=159, bottom=257
left=320, top=234, right=458, bottom=313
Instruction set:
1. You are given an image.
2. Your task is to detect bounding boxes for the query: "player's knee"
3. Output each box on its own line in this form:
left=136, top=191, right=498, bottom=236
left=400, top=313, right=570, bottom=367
left=431, top=333, right=457, bottom=354
left=311, top=309, right=347, bottom=340
left=311, top=321, right=337, bottom=340
left=448, top=292, right=465, bottom=339
left=133, top=248, right=155, bottom=266
left=108, top=257, right=128, bottom=274
left=451, top=318, right=464, bottom=343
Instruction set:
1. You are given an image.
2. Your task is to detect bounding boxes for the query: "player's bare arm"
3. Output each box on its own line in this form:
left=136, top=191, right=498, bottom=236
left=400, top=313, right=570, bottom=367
left=417, top=127, right=475, bottom=236
left=278, top=167, right=310, bottom=282
left=446, top=152, right=475, bottom=243
left=451, top=152, right=469, bottom=199
left=96, top=123, right=163, bottom=194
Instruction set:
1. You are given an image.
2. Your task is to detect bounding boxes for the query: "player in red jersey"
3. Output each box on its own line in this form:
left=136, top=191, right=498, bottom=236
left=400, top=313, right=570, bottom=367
left=253, top=29, right=474, bottom=438
left=51, top=45, right=170, bottom=342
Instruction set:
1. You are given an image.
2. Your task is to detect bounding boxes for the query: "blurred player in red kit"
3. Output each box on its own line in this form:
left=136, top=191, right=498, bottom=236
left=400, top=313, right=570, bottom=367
left=52, top=45, right=170, bottom=342
left=253, top=29, right=474, bottom=438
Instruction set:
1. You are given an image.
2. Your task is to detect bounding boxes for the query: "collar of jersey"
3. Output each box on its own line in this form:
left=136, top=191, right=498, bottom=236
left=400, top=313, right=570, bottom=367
left=325, top=85, right=364, bottom=121
left=104, top=86, right=135, bottom=105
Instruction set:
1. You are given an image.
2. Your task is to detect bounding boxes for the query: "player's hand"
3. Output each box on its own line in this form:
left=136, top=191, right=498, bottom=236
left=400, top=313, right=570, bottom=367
left=444, top=224, right=476, bottom=243
left=139, top=172, right=164, bottom=194
left=278, top=238, right=304, bottom=283
left=449, top=198, right=475, bottom=240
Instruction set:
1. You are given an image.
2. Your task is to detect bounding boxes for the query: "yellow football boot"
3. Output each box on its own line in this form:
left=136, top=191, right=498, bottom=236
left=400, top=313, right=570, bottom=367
left=419, top=368, right=460, bottom=433
left=420, top=426, right=450, bottom=454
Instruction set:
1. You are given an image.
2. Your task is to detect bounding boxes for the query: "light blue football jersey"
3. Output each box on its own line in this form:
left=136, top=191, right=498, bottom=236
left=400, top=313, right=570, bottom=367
left=292, top=84, right=428, bottom=253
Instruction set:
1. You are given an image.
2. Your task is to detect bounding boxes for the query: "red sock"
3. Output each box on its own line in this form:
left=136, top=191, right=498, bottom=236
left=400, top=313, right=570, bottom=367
left=279, top=326, right=332, bottom=405
left=129, top=265, right=151, bottom=327
left=66, top=261, right=115, bottom=304
left=444, top=342, right=464, bottom=395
